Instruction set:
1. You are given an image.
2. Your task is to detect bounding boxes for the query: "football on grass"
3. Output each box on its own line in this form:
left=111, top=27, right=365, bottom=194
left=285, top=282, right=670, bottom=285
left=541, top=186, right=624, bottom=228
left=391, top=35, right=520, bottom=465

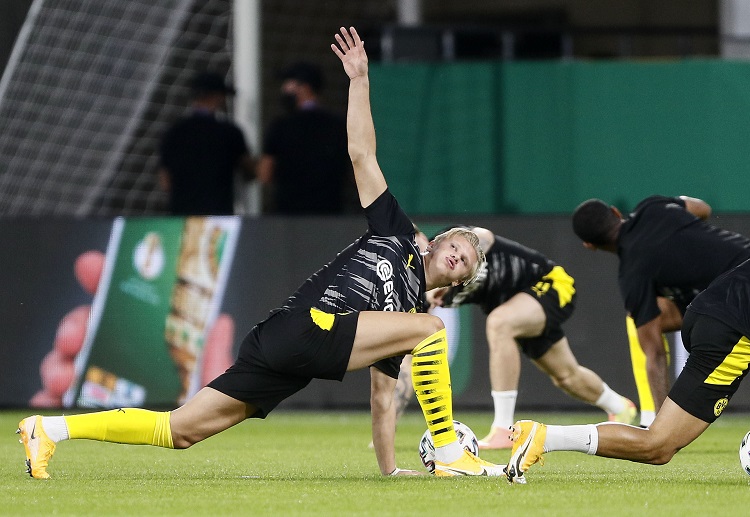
left=739, top=430, right=750, bottom=475
left=419, top=420, right=479, bottom=474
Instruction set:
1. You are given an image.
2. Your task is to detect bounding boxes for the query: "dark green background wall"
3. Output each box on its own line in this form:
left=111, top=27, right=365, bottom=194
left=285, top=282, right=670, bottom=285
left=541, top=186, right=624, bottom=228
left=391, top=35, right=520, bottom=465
left=371, top=60, right=750, bottom=215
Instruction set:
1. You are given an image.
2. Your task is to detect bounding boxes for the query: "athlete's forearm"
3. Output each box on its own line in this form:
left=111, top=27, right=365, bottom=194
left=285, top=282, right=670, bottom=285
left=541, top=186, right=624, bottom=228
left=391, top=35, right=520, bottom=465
left=346, top=76, right=387, bottom=208
left=370, top=368, right=398, bottom=475
left=371, top=404, right=397, bottom=475
left=346, top=76, right=374, bottom=163
left=637, top=322, right=671, bottom=410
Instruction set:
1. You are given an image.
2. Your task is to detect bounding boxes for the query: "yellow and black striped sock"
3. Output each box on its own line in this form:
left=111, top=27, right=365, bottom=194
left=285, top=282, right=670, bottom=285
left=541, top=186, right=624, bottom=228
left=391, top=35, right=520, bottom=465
left=65, top=408, right=174, bottom=448
left=411, top=328, right=457, bottom=448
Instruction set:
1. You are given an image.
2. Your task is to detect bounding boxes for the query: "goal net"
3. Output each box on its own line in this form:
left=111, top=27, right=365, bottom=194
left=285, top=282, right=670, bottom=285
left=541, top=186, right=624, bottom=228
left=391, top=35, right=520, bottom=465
left=0, top=0, right=234, bottom=216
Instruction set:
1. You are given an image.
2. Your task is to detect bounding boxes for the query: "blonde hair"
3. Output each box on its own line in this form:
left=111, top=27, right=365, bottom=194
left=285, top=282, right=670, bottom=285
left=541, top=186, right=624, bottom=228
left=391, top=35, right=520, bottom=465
left=432, top=227, right=486, bottom=286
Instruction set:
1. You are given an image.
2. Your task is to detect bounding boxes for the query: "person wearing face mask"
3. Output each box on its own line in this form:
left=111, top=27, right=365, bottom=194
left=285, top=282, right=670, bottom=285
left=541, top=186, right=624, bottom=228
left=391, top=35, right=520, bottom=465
left=257, top=61, right=352, bottom=215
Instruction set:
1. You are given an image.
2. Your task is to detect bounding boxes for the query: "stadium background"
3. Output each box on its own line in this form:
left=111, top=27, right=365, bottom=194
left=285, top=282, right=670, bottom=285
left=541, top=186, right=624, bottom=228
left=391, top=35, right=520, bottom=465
left=1, top=1, right=750, bottom=413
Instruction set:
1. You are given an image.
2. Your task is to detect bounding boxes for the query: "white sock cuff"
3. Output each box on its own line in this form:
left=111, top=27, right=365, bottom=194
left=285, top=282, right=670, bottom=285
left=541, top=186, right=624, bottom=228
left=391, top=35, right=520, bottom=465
left=491, top=390, right=518, bottom=429
left=491, top=390, right=518, bottom=399
left=42, top=416, right=69, bottom=443
left=545, top=424, right=598, bottom=455
left=586, top=424, right=599, bottom=455
left=435, top=439, right=463, bottom=464
left=595, top=383, right=610, bottom=405
left=595, top=383, right=625, bottom=414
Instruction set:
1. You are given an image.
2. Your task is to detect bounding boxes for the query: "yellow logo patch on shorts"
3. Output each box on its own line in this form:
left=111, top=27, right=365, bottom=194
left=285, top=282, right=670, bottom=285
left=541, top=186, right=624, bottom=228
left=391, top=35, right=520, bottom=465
left=310, top=308, right=335, bottom=331
left=531, top=266, right=575, bottom=307
left=714, top=397, right=729, bottom=417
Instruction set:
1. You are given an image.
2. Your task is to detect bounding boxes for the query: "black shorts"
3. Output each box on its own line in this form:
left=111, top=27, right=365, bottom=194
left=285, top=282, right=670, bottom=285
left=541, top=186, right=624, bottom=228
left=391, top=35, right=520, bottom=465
left=517, top=266, right=576, bottom=360
left=371, top=355, right=404, bottom=379
left=208, top=307, right=359, bottom=418
left=671, top=310, right=750, bottom=423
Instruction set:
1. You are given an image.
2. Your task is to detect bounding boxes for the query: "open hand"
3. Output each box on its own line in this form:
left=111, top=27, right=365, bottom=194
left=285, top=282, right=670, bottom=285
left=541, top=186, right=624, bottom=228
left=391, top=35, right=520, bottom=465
left=331, top=26, right=368, bottom=79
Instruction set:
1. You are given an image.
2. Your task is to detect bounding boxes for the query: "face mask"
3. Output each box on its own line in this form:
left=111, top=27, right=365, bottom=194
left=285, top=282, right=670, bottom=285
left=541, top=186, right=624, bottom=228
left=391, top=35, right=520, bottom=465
left=280, top=92, right=297, bottom=112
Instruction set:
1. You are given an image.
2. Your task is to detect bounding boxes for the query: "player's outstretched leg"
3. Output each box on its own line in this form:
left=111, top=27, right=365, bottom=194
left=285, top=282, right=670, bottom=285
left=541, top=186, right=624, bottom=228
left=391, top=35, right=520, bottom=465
left=17, top=409, right=175, bottom=479
left=411, top=329, right=504, bottom=477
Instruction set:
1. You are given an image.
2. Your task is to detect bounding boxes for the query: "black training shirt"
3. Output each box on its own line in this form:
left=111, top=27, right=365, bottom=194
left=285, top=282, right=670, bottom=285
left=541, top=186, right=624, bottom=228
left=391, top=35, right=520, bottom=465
left=263, top=107, right=350, bottom=214
left=283, top=189, right=426, bottom=378
left=618, top=195, right=750, bottom=327
left=160, top=111, right=249, bottom=215
left=441, top=234, right=555, bottom=315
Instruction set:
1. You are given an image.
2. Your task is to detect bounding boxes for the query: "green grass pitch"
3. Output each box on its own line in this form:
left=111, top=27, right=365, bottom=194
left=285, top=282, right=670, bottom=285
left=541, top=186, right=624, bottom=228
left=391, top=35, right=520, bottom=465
left=3, top=410, right=750, bottom=516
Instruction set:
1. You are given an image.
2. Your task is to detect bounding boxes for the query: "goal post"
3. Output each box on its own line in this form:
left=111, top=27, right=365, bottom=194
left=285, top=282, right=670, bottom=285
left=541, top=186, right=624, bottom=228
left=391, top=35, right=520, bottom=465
left=0, top=0, right=241, bottom=216
left=232, top=0, right=262, bottom=216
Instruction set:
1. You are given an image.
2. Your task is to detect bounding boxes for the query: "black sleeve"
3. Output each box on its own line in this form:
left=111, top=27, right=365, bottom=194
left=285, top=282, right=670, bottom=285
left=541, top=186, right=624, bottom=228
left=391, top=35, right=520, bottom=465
left=620, top=274, right=661, bottom=327
left=364, top=189, right=414, bottom=238
left=633, top=195, right=685, bottom=213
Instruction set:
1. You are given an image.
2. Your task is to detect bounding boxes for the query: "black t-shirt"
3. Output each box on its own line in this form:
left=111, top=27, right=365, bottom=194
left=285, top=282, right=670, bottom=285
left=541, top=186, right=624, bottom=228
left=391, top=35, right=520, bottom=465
left=160, top=111, right=249, bottom=215
left=441, top=234, right=555, bottom=315
left=283, top=189, right=426, bottom=377
left=687, top=258, right=750, bottom=339
left=618, top=195, right=750, bottom=327
left=263, top=107, right=350, bottom=214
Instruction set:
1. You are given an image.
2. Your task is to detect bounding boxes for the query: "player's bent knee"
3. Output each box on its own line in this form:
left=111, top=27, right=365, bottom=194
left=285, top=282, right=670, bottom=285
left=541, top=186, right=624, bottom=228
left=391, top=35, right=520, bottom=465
left=637, top=434, right=677, bottom=464
left=422, top=313, right=445, bottom=335
left=485, top=311, right=514, bottom=337
left=644, top=447, right=677, bottom=465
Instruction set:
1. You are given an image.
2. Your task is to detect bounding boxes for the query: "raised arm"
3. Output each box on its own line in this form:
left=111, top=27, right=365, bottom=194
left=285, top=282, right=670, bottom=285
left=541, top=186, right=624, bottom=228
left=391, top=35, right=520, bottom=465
left=331, top=26, right=387, bottom=208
